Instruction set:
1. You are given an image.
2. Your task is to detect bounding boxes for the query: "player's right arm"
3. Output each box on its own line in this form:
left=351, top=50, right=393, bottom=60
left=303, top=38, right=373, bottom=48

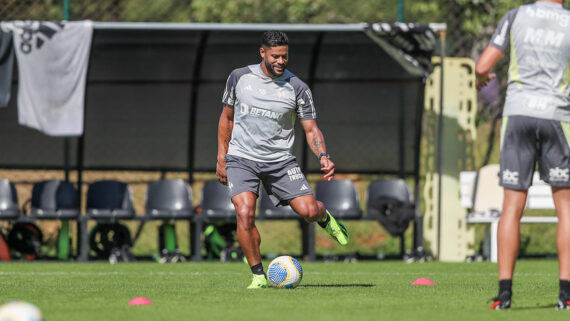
left=475, top=47, right=501, bottom=90
left=217, top=105, right=234, bottom=185
left=475, top=8, right=518, bottom=90
left=217, top=69, right=243, bottom=184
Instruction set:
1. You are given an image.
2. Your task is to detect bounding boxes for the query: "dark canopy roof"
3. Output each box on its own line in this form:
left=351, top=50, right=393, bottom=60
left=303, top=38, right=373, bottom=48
left=0, top=22, right=442, bottom=177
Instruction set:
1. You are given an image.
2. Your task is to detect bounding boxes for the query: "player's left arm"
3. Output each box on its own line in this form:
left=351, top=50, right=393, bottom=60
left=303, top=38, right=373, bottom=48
left=301, top=119, right=335, bottom=181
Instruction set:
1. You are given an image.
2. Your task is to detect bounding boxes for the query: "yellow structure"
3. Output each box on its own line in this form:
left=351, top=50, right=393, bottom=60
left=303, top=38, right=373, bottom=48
left=423, top=57, right=477, bottom=261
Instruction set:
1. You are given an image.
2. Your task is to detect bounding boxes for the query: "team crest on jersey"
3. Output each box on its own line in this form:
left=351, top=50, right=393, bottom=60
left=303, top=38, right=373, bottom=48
left=502, top=169, right=519, bottom=185
left=240, top=102, right=250, bottom=115
left=549, top=167, right=569, bottom=182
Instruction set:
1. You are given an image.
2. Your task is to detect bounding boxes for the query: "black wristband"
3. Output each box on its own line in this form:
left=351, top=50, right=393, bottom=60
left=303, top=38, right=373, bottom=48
left=318, top=153, right=330, bottom=160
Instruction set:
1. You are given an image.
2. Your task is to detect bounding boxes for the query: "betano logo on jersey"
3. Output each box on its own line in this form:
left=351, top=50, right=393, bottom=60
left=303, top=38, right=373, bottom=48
left=239, top=103, right=284, bottom=120
left=502, top=169, right=519, bottom=185
left=526, top=6, right=569, bottom=27
left=549, top=167, right=569, bottom=182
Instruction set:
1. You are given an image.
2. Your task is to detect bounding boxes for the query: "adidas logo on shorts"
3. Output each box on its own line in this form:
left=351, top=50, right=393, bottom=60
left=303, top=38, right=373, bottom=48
left=300, top=184, right=308, bottom=191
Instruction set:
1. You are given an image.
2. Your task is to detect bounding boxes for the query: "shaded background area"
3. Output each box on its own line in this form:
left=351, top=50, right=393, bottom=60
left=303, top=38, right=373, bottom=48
left=0, top=22, right=428, bottom=258
left=0, top=25, right=424, bottom=177
left=0, top=0, right=538, bottom=167
left=1, top=0, right=560, bottom=259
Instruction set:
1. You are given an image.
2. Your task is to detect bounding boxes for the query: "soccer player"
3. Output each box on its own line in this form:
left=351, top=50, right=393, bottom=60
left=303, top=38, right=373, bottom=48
left=216, top=31, right=349, bottom=289
left=475, top=0, right=570, bottom=310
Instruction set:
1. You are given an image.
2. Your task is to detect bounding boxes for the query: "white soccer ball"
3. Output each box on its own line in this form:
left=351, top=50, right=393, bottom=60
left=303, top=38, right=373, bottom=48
left=0, top=301, right=43, bottom=321
left=267, top=255, right=303, bottom=289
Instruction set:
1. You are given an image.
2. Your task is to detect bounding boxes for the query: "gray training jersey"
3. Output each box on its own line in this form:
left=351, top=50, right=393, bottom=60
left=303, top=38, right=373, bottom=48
left=489, top=1, right=570, bottom=121
left=222, top=64, right=316, bottom=162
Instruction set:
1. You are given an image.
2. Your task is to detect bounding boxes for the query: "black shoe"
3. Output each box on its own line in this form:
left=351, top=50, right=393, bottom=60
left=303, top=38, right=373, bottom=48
left=558, top=297, right=570, bottom=310
left=120, top=244, right=136, bottom=262
left=490, top=292, right=511, bottom=310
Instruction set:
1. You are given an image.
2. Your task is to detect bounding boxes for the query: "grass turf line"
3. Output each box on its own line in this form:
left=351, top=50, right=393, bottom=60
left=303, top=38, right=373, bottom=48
left=0, top=260, right=567, bottom=321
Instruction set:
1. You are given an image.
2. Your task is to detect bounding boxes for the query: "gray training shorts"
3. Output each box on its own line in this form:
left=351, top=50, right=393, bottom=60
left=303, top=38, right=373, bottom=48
left=225, top=154, right=313, bottom=206
left=500, top=115, right=570, bottom=190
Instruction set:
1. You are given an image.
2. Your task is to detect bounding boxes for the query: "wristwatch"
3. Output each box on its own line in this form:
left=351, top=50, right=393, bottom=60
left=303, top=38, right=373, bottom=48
left=318, top=153, right=330, bottom=160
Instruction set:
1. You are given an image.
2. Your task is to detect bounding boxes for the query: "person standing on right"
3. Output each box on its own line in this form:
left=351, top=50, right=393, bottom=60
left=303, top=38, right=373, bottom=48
left=475, top=0, right=570, bottom=310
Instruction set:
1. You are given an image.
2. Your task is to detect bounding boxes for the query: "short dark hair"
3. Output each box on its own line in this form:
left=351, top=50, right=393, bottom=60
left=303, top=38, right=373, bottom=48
left=261, top=31, right=289, bottom=47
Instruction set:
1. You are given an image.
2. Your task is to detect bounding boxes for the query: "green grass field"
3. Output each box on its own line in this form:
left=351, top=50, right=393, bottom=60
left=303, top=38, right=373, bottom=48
left=1, top=260, right=570, bottom=321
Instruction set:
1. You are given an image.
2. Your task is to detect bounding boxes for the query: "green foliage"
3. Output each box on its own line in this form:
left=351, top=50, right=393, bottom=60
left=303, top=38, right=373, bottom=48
left=0, top=0, right=540, bottom=59
left=191, top=0, right=318, bottom=23
left=189, top=0, right=406, bottom=23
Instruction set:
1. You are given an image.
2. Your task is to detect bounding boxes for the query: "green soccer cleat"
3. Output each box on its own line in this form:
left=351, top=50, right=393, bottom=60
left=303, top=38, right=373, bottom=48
left=324, top=211, right=349, bottom=245
left=247, top=274, right=268, bottom=289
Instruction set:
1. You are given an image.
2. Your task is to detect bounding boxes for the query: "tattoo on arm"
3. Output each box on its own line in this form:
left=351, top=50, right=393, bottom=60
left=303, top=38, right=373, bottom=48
left=310, top=135, right=323, bottom=155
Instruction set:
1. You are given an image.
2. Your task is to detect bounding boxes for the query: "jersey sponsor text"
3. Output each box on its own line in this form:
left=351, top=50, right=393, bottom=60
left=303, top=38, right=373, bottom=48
left=527, top=96, right=550, bottom=112
left=523, top=28, right=565, bottom=48
left=549, top=167, right=569, bottom=182
left=287, top=167, right=304, bottom=181
left=526, top=6, right=569, bottom=27
left=239, top=103, right=284, bottom=120
left=502, top=169, right=520, bottom=185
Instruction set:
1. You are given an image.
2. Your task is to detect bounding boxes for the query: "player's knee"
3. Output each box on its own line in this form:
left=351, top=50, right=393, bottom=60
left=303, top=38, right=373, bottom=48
left=235, top=205, right=255, bottom=227
left=297, top=203, right=319, bottom=221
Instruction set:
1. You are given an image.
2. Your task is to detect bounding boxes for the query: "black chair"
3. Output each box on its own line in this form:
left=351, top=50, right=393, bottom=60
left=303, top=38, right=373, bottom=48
left=146, top=179, right=193, bottom=219
left=315, top=179, right=362, bottom=219
left=258, top=186, right=298, bottom=219
left=366, top=179, right=414, bottom=236
left=200, top=180, right=235, bottom=219
left=0, top=179, right=20, bottom=219
left=86, top=180, right=135, bottom=219
left=31, top=180, right=80, bottom=219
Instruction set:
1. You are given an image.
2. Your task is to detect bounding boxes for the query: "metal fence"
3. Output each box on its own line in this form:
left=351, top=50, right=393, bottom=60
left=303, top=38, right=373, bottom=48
left=0, top=0, right=193, bottom=22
